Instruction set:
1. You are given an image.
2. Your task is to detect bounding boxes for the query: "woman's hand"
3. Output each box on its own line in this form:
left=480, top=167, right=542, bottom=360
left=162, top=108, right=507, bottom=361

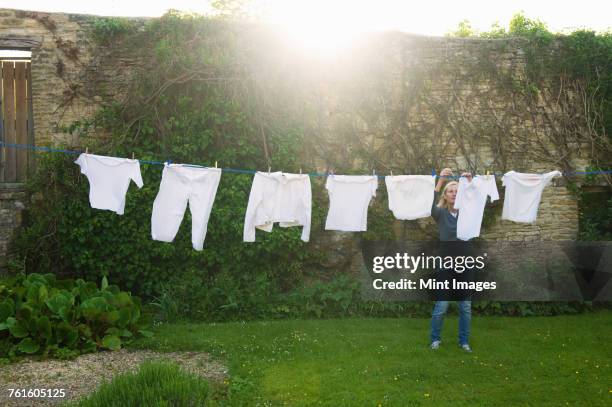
left=435, top=168, right=453, bottom=191
left=440, top=168, right=453, bottom=178
left=461, top=172, right=472, bottom=182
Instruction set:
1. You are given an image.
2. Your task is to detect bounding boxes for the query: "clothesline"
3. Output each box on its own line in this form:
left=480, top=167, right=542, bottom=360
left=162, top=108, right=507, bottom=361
left=25, top=142, right=603, bottom=250
left=1, top=141, right=611, bottom=178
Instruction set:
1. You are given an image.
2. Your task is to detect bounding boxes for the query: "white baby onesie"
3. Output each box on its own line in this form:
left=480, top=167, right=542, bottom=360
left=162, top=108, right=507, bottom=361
left=453, top=175, right=499, bottom=240
left=501, top=170, right=561, bottom=223
left=325, top=175, right=378, bottom=232
left=75, top=153, right=143, bottom=215
left=243, top=172, right=312, bottom=242
left=151, top=164, right=222, bottom=251
left=385, top=175, right=436, bottom=220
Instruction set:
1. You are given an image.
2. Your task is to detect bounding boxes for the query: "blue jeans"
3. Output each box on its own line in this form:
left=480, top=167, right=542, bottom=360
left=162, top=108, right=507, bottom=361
left=430, top=300, right=471, bottom=346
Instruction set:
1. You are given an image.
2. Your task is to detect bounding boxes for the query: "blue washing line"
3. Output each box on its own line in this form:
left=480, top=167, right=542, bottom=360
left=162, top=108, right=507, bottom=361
left=1, top=141, right=611, bottom=178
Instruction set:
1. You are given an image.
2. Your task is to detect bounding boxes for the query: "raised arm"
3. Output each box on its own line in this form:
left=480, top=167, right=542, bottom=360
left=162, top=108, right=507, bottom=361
left=431, top=168, right=453, bottom=220
left=434, top=168, right=453, bottom=192
left=431, top=190, right=441, bottom=220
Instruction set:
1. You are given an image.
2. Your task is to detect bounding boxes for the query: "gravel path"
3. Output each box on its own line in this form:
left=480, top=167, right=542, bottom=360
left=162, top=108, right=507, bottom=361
left=0, top=349, right=228, bottom=406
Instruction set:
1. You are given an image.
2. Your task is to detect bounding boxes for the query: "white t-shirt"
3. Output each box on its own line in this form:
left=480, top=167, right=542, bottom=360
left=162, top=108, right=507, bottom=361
left=325, top=175, right=378, bottom=232
left=75, top=153, right=143, bottom=215
left=244, top=172, right=312, bottom=242
left=501, top=170, right=561, bottom=223
left=385, top=175, right=435, bottom=220
left=453, top=175, right=499, bottom=241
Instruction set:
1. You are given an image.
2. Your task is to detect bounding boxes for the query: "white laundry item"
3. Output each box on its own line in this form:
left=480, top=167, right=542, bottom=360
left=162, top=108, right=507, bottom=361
left=385, top=175, right=436, bottom=220
left=74, top=153, right=143, bottom=215
left=453, top=175, right=499, bottom=240
left=501, top=170, right=561, bottom=223
left=243, top=172, right=312, bottom=242
left=325, top=175, right=378, bottom=232
left=151, top=164, right=221, bottom=251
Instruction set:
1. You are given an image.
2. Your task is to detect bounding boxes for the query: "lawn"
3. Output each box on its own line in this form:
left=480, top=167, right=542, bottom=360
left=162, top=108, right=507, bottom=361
left=132, top=311, right=612, bottom=406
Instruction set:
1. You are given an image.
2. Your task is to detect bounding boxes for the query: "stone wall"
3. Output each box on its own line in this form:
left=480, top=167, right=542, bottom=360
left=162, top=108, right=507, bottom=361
left=0, top=8, right=147, bottom=145
left=0, top=8, right=587, bottom=269
left=0, top=185, right=27, bottom=266
left=0, top=9, right=146, bottom=265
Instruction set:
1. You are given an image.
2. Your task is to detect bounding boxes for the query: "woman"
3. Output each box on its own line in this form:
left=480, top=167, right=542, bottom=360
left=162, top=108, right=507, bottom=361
left=429, top=167, right=473, bottom=353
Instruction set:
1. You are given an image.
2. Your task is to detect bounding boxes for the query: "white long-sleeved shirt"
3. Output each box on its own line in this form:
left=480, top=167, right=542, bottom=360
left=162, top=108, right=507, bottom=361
left=385, top=175, right=436, bottom=220
left=75, top=153, right=143, bottom=215
left=244, top=172, right=312, bottom=242
left=325, top=175, right=378, bottom=231
left=501, top=170, right=561, bottom=223
left=453, top=175, right=499, bottom=240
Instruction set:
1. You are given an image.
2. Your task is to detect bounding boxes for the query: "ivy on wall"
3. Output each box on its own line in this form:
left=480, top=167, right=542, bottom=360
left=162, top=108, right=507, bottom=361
left=9, top=11, right=611, bottom=320
left=15, top=13, right=321, bottom=310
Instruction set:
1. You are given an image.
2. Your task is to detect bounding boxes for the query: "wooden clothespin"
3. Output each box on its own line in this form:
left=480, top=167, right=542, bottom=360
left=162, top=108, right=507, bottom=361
left=214, top=161, right=218, bottom=168
left=132, top=152, right=135, bottom=159
left=268, top=166, right=271, bottom=175
left=390, top=169, right=393, bottom=176
left=299, top=167, right=302, bottom=174
left=85, top=147, right=89, bottom=154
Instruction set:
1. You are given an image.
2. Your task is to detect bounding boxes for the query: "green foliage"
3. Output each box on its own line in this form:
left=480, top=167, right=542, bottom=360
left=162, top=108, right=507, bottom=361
left=148, top=272, right=606, bottom=321
left=465, top=12, right=612, bottom=141
left=561, top=31, right=612, bottom=135
left=0, top=273, right=147, bottom=358
left=470, top=301, right=598, bottom=316
left=90, top=17, right=138, bottom=45
left=210, top=0, right=253, bottom=19
left=447, top=19, right=476, bottom=38
left=13, top=12, right=610, bottom=325
left=70, top=361, right=210, bottom=407
left=479, top=21, right=507, bottom=38
left=578, top=187, right=612, bottom=240
left=15, top=12, right=319, bottom=320
left=508, top=13, right=551, bottom=37
left=452, top=13, right=612, bottom=181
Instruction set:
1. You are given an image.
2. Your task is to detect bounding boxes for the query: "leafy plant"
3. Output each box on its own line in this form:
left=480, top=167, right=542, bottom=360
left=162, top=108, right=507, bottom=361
left=0, top=273, right=150, bottom=358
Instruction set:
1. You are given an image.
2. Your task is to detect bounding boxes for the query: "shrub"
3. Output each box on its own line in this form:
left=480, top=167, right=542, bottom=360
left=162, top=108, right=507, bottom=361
left=0, top=273, right=151, bottom=358
left=70, top=361, right=209, bottom=407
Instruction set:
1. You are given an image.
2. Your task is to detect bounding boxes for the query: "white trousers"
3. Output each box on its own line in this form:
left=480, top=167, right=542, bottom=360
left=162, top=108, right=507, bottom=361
left=151, top=164, right=221, bottom=250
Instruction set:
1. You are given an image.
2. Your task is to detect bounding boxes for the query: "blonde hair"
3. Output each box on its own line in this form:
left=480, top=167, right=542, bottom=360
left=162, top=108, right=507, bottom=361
left=437, top=181, right=458, bottom=210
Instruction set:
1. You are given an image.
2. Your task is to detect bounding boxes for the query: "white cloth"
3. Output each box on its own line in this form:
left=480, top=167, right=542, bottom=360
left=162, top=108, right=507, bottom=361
left=243, top=172, right=312, bottom=242
left=75, top=153, right=143, bottom=215
left=453, top=175, right=499, bottom=240
left=151, top=164, right=221, bottom=251
left=501, top=170, right=561, bottom=223
left=325, top=175, right=378, bottom=232
left=385, top=175, right=436, bottom=220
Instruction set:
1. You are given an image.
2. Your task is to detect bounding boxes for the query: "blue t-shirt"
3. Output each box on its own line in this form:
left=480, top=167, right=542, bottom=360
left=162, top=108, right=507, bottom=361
left=431, top=191, right=458, bottom=241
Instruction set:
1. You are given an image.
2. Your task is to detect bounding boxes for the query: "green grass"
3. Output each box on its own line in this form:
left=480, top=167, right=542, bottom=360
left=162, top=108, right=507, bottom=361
left=131, top=311, right=612, bottom=406
left=69, top=361, right=209, bottom=406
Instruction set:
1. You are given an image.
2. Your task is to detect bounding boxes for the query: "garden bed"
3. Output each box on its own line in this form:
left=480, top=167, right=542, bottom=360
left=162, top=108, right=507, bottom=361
left=0, top=349, right=227, bottom=406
